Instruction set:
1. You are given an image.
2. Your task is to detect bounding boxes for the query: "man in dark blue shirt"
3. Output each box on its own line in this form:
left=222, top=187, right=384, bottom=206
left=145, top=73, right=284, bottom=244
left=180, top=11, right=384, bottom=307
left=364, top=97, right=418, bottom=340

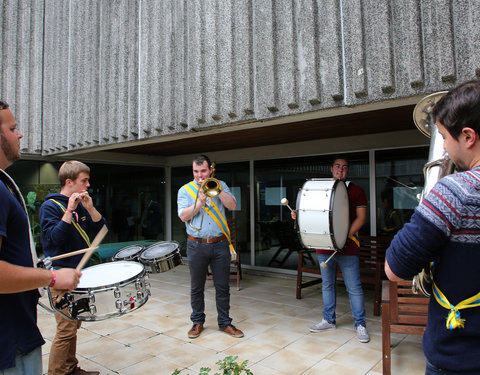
left=0, top=101, right=80, bottom=374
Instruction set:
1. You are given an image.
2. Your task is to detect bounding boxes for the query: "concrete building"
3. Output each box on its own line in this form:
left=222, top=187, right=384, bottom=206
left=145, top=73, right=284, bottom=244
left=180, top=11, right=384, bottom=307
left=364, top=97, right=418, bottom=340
left=2, top=0, right=479, bottom=272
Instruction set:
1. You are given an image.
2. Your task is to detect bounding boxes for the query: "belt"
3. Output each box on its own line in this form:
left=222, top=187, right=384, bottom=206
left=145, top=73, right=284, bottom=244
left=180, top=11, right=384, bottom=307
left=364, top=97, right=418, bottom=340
left=187, top=235, right=226, bottom=244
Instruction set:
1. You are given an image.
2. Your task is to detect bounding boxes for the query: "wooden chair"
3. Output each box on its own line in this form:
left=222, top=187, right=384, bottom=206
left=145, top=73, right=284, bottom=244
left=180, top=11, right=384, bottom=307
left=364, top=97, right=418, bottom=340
left=207, top=218, right=242, bottom=290
left=382, top=279, right=429, bottom=375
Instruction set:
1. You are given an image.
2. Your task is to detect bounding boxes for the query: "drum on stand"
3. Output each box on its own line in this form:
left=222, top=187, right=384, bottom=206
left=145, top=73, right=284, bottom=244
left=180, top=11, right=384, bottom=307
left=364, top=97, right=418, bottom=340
left=112, top=244, right=145, bottom=262
left=48, top=261, right=150, bottom=321
left=139, top=241, right=182, bottom=273
left=296, top=178, right=350, bottom=250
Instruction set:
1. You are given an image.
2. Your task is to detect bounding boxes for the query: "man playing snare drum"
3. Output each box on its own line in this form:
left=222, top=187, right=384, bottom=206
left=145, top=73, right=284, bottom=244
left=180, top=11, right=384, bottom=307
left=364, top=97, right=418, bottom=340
left=40, top=161, right=106, bottom=375
left=0, top=101, right=80, bottom=375
left=292, top=157, right=370, bottom=343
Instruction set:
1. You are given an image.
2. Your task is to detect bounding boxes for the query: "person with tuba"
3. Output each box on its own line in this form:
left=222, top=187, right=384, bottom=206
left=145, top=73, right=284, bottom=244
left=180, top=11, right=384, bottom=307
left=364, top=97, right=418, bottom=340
left=177, top=154, right=243, bottom=339
left=385, top=80, right=480, bottom=374
left=291, top=157, right=370, bottom=343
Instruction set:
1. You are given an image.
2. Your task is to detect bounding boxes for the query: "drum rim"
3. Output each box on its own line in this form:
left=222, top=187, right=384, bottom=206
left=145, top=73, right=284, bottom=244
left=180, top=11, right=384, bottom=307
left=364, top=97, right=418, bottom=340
left=328, top=179, right=350, bottom=250
left=140, top=241, right=180, bottom=261
left=75, top=261, right=146, bottom=291
left=113, top=244, right=145, bottom=259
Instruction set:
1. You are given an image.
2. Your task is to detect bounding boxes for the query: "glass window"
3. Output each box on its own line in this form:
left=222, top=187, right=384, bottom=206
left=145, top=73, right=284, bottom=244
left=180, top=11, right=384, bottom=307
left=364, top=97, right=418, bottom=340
left=171, top=161, right=251, bottom=263
left=6, top=160, right=166, bottom=257
left=375, top=147, right=428, bottom=237
left=254, top=152, right=370, bottom=270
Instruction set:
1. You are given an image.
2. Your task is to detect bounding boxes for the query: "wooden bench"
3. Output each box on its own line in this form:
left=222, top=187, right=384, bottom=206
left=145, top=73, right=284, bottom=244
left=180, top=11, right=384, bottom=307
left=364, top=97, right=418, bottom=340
left=382, top=279, right=429, bottom=375
left=296, top=235, right=390, bottom=316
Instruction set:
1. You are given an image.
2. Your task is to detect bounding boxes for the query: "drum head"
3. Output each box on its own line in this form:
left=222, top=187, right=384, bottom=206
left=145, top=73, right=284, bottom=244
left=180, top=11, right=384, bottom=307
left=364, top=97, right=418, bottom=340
left=329, top=180, right=350, bottom=250
left=113, top=244, right=144, bottom=260
left=77, top=261, right=144, bottom=289
left=296, top=178, right=350, bottom=250
left=140, top=241, right=179, bottom=261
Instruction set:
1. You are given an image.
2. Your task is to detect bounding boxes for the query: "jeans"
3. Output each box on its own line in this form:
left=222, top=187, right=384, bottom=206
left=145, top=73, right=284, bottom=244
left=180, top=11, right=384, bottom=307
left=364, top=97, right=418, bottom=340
left=425, top=360, right=480, bottom=374
left=187, top=238, right=232, bottom=328
left=317, top=253, right=366, bottom=327
left=1, top=346, right=42, bottom=375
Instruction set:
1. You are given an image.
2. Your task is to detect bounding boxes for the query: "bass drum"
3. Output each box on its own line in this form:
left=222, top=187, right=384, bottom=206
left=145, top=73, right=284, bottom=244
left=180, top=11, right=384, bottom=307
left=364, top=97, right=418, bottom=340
left=296, top=178, right=350, bottom=250
left=49, top=261, right=150, bottom=321
left=139, top=241, right=182, bottom=273
left=112, top=244, right=145, bottom=262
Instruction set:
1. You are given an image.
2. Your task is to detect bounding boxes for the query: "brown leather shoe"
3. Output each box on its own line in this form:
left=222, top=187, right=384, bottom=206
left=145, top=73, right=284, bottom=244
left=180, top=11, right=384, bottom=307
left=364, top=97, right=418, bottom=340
left=188, top=323, right=204, bottom=338
left=222, top=325, right=244, bottom=338
left=68, top=367, right=100, bottom=375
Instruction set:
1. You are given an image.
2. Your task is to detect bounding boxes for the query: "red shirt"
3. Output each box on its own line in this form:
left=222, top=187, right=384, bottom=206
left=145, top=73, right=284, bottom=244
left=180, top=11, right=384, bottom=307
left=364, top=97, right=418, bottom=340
left=316, top=182, right=367, bottom=256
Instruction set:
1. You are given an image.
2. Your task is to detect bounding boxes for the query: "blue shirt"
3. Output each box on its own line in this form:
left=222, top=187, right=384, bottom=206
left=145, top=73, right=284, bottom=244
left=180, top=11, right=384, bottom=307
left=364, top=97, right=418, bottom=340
left=39, top=193, right=107, bottom=269
left=177, top=180, right=235, bottom=238
left=0, top=169, right=44, bottom=370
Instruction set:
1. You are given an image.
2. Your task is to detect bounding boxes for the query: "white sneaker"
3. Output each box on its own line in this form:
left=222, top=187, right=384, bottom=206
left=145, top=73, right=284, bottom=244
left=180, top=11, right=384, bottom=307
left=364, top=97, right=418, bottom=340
left=356, top=325, right=370, bottom=343
left=309, top=319, right=336, bottom=333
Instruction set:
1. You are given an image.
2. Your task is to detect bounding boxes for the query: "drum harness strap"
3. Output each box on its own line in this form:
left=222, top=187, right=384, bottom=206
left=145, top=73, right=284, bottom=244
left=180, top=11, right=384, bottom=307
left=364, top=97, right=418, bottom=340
left=49, top=199, right=91, bottom=247
left=425, top=261, right=480, bottom=330
left=183, top=181, right=236, bottom=259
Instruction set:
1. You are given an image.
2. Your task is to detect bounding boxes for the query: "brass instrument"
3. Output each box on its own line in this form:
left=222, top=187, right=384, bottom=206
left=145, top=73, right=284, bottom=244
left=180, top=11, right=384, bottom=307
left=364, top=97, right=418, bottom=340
left=411, top=91, right=455, bottom=296
left=189, top=163, right=223, bottom=231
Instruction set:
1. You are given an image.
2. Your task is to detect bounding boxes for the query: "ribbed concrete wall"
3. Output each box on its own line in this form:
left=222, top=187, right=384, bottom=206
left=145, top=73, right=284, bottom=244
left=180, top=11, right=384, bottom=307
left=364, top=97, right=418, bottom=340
left=1, top=0, right=480, bottom=156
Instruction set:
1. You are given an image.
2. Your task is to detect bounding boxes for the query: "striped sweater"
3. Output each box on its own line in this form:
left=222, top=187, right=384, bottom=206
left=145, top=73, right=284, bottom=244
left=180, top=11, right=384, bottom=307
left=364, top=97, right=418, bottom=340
left=386, top=166, right=480, bottom=372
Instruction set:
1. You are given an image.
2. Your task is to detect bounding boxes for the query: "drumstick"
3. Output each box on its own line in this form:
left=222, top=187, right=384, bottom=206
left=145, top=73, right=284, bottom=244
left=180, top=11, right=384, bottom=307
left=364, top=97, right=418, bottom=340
left=49, top=246, right=99, bottom=261
left=76, top=225, right=108, bottom=271
left=281, top=198, right=294, bottom=212
left=320, top=250, right=338, bottom=268
left=55, top=225, right=108, bottom=304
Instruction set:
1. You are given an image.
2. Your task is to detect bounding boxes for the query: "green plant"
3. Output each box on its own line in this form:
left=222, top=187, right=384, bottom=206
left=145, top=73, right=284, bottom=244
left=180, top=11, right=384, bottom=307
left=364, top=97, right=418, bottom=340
left=172, top=356, right=253, bottom=375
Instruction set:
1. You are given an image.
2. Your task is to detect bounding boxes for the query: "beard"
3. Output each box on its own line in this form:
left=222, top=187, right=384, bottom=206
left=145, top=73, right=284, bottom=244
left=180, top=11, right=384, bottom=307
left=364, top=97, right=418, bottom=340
left=0, top=133, right=20, bottom=165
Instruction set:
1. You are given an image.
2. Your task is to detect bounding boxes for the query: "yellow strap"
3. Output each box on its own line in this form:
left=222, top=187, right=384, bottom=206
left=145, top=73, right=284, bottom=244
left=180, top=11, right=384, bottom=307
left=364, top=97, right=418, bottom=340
left=183, top=181, right=236, bottom=256
left=432, top=279, right=480, bottom=330
left=349, top=232, right=360, bottom=247
left=50, top=199, right=91, bottom=247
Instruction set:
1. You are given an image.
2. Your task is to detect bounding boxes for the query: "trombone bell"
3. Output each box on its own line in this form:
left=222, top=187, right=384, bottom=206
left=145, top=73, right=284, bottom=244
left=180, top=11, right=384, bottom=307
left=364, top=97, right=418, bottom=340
left=189, top=178, right=223, bottom=231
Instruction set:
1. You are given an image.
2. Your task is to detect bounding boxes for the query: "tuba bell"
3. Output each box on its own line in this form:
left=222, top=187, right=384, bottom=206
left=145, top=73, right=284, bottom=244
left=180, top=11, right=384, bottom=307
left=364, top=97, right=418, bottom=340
left=189, top=163, right=223, bottom=231
left=411, top=91, right=455, bottom=296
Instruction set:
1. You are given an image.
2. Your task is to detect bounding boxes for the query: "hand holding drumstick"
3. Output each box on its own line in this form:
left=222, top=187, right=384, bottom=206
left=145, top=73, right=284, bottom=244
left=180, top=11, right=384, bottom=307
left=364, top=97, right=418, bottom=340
left=281, top=198, right=297, bottom=220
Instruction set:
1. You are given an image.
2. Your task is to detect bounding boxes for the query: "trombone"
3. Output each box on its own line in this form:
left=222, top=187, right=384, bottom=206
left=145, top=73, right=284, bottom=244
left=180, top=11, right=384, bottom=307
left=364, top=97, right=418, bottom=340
left=189, top=163, right=223, bottom=231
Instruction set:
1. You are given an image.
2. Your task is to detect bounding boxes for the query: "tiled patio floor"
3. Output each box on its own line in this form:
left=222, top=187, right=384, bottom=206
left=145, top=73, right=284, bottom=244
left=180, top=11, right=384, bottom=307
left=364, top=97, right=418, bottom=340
left=37, top=264, right=426, bottom=374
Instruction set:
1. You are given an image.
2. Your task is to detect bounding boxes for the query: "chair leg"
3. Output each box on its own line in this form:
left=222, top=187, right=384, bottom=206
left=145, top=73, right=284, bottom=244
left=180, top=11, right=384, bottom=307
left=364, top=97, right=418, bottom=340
left=296, top=252, right=303, bottom=299
left=382, top=302, right=392, bottom=375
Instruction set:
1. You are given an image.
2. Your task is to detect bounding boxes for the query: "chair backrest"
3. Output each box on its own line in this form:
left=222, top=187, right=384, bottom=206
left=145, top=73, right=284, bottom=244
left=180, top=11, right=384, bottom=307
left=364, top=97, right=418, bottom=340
left=386, top=280, right=429, bottom=330
left=357, top=235, right=389, bottom=271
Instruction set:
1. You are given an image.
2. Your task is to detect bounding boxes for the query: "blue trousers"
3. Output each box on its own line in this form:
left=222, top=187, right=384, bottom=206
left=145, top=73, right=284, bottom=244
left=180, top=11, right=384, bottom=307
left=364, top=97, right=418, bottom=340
left=317, top=253, right=366, bottom=327
left=425, top=360, right=480, bottom=374
left=187, top=238, right=232, bottom=328
left=1, top=347, right=42, bottom=375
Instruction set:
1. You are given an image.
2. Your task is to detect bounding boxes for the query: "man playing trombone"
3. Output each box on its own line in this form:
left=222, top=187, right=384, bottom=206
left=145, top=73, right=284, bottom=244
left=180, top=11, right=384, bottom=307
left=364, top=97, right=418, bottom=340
left=177, top=154, right=243, bottom=339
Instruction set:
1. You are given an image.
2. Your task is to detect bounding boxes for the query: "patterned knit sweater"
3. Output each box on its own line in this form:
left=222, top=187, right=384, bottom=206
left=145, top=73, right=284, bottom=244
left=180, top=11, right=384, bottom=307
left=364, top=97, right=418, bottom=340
left=386, top=167, right=480, bottom=372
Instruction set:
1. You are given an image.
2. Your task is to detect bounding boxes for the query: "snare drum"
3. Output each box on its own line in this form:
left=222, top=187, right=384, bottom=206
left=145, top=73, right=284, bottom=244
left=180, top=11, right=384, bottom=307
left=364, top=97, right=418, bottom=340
left=112, top=244, right=145, bottom=262
left=296, top=178, right=350, bottom=250
left=139, top=241, right=182, bottom=273
left=49, top=261, right=150, bottom=321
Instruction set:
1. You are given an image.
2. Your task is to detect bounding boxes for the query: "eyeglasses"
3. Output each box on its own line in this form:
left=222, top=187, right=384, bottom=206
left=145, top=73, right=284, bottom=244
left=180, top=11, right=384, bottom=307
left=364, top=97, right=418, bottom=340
left=333, top=164, right=349, bottom=170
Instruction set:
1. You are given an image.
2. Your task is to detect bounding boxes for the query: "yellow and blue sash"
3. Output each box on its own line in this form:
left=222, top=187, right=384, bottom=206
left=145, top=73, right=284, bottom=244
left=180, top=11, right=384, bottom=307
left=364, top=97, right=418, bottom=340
left=183, top=181, right=236, bottom=257
left=50, top=199, right=91, bottom=247
left=432, top=277, right=480, bottom=330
